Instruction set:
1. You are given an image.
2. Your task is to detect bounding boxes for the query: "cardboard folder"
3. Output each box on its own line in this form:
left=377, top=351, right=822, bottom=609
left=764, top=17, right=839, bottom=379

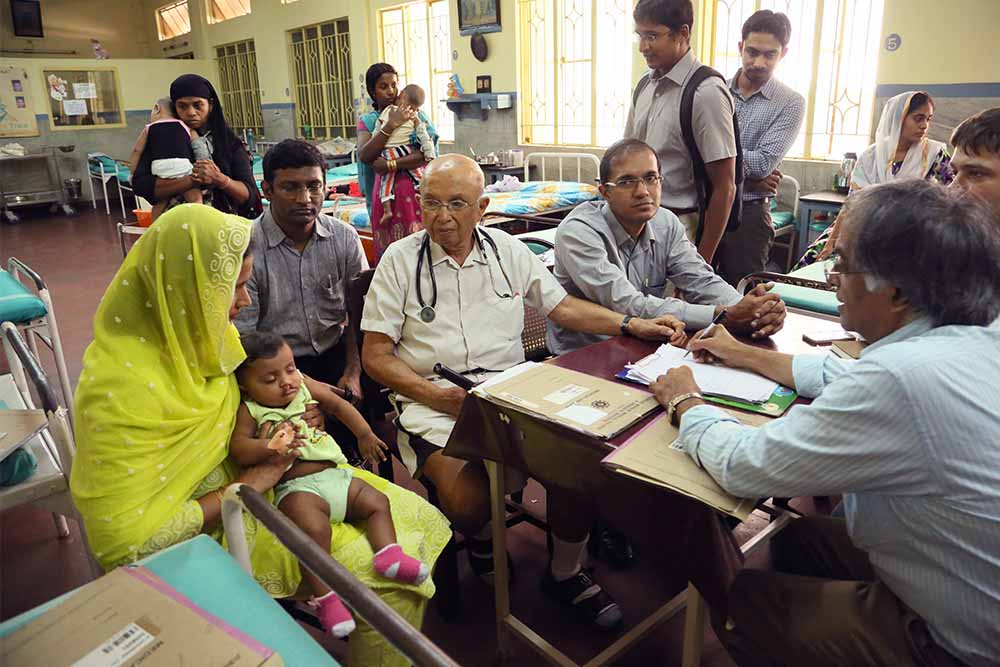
left=601, top=409, right=772, bottom=520
left=0, top=566, right=283, bottom=667
left=471, top=363, right=660, bottom=440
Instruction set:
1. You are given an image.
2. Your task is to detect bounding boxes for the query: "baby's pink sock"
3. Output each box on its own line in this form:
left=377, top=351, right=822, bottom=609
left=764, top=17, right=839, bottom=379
left=373, top=543, right=430, bottom=585
left=311, top=591, right=355, bottom=638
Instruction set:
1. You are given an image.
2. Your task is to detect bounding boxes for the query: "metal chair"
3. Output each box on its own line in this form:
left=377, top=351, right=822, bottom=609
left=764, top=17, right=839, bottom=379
left=116, top=195, right=153, bottom=258
left=1, top=258, right=74, bottom=418
left=770, top=174, right=800, bottom=272
left=1, top=323, right=102, bottom=579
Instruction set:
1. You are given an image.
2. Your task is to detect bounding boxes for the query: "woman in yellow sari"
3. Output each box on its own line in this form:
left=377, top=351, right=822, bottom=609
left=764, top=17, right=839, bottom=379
left=70, top=204, right=451, bottom=666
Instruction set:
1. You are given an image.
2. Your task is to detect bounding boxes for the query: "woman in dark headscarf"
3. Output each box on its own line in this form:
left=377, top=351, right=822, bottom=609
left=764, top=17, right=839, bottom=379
left=133, top=74, right=262, bottom=218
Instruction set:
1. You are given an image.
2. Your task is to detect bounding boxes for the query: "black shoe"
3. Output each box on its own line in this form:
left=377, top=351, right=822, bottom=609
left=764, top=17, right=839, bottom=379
left=466, top=537, right=514, bottom=586
left=541, top=568, right=623, bottom=630
left=588, top=523, right=636, bottom=569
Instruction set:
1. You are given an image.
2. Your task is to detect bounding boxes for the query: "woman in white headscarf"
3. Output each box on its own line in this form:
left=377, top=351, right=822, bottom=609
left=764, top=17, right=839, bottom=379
left=797, top=91, right=952, bottom=265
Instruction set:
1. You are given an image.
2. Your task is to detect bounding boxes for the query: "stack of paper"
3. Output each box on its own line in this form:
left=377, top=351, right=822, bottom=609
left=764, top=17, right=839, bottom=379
left=624, top=344, right=778, bottom=404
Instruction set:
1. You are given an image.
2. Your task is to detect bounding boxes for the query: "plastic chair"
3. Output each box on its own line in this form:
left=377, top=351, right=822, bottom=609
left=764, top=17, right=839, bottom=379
left=1, top=323, right=102, bottom=579
left=0, top=258, right=74, bottom=418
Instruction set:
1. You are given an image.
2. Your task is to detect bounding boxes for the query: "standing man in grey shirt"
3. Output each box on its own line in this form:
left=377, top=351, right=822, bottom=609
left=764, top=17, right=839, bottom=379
left=234, top=140, right=368, bottom=452
left=625, top=0, right=737, bottom=264
left=715, top=10, right=805, bottom=285
left=548, top=139, right=786, bottom=355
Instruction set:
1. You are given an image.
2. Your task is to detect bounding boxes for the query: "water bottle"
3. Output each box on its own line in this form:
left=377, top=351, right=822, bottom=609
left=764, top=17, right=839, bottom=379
left=834, top=152, right=857, bottom=193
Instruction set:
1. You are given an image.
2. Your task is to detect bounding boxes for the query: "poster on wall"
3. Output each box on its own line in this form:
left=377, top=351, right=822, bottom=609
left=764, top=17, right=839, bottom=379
left=0, top=66, right=40, bottom=138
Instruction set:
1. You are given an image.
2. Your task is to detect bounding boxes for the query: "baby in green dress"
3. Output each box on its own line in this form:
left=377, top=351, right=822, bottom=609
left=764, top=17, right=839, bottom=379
left=232, top=332, right=429, bottom=637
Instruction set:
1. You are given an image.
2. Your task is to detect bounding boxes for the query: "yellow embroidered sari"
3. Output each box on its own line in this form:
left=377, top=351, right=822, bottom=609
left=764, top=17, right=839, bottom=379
left=71, top=204, right=450, bottom=666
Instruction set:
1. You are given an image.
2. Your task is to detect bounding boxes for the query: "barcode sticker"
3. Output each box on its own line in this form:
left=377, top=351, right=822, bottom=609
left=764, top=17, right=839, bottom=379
left=72, top=622, right=155, bottom=667
left=669, top=438, right=685, bottom=452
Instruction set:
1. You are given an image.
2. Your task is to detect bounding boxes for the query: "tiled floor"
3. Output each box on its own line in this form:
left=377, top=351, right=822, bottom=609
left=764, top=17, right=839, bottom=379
left=1, top=205, right=825, bottom=666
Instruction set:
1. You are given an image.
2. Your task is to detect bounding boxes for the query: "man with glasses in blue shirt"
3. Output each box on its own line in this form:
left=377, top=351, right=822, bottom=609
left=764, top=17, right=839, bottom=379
left=548, top=139, right=787, bottom=355
left=715, top=10, right=805, bottom=286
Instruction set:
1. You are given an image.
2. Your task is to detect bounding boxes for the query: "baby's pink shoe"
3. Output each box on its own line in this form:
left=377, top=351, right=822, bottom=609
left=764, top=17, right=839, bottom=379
left=373, top=543, right=430, bottom=585
left=311, top=591, right=355, bottom=638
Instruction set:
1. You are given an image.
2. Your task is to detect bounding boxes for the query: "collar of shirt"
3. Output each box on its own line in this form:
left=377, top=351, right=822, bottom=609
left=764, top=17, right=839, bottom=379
left=859, top=316, right=935, bottom=358
left=602, top=201, right=656, bottom=254
left=649, top=47, right=696, bottom=86
left=260, top=207, right=332, bottom=249
left=729, top=69, right=778, bottom=101
left=426, top=229, right=490, bottom=268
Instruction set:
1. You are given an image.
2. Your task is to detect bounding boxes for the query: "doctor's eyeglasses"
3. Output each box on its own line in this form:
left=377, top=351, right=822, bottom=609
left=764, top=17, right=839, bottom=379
left=604, top=174, right=663, bottom=191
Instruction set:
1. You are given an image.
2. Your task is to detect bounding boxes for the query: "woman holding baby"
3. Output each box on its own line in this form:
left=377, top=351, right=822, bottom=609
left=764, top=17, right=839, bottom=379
left=131, top=73, right=262, bottom=219
left=357, top=63, right=439, bottom=260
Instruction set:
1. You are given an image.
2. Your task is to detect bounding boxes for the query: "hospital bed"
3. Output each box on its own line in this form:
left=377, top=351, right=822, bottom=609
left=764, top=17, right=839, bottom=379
left=87, top=153, right=134, bottom=218
left=737, top=261, right=840, bottom=321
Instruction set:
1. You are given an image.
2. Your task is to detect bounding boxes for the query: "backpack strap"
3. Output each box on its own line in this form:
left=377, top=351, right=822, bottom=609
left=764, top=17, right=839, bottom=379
left=679, top=65, right=743, bottom=246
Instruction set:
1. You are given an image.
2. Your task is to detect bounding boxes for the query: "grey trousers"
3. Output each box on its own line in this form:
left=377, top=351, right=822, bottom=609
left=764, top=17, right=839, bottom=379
left=716, top=199, right=774, bottom=287
left=713, top=516, right=965, bottom=667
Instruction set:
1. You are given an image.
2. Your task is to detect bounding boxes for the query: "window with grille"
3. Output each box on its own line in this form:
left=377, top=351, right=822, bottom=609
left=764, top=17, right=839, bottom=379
left=378, top=1, right=454, bottom=142
left=207, top=0, right=250, bottom=25
left=156, top=0, right=190, bottom=41
left=518, top=0, right=633, bottom=147
left=287, top=19, right=355, bottom=140
left=704, top=0, right=885, bottom=159
left=215, top=39, right=263, bottom=136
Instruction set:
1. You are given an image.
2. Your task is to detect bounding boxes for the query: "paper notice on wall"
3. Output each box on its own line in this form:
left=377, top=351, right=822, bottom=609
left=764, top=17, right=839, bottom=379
left=63, top=99, right=88, bottom=116
left=73, top=82, right=97, bottom=99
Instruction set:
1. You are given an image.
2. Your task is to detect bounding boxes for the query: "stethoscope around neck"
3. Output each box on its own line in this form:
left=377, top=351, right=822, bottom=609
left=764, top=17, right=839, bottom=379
left=415, top=227, right=515, bottom=323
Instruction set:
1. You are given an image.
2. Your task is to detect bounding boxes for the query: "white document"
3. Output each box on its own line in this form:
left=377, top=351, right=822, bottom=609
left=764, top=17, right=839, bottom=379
left=73, top=82, right=97, bottom=99
left=625, top=344, right=778, bottom=403
left=63, top=99, right=88, bottom=116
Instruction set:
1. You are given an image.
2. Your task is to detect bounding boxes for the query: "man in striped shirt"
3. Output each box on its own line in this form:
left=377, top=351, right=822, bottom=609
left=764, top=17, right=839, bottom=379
left=714, top=10, right=805, bottom=286
left=653, top=180, right=1000, bottom=665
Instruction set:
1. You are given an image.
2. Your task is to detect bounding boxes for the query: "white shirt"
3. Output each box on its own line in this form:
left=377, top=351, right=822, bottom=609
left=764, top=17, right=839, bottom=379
left=362, top=226, right=567, bottom=378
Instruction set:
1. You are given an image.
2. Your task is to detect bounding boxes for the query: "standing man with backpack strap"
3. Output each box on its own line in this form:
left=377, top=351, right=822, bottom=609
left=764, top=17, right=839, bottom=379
left=625, top=0, right=739, bottom=265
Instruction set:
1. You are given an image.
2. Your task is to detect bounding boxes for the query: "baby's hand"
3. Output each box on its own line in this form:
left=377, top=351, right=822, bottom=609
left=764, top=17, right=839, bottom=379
left=266, top=422, right=296, bottom=455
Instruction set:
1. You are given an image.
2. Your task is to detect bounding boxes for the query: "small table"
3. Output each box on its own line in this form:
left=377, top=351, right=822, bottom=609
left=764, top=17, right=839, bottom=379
left=478, top=163, right=533, bottom=185
left=445, top=312, right=826, bottom=667
left=796, top=190, right=848, bottom=257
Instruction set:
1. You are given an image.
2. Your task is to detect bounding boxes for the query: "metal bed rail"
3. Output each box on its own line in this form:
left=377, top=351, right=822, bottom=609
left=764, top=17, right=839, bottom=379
left=221, top=484, right=462, bottom=667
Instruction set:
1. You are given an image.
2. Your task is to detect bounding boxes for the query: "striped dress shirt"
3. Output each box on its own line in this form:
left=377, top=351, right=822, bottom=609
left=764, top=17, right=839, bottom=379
left=729, top=71, right=805, bottom=201
left=679, top=317, right=1000, bottom=665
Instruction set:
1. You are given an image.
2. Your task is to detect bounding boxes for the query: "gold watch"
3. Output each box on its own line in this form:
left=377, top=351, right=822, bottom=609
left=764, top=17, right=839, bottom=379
left=667, top=391, right=703, bottom=425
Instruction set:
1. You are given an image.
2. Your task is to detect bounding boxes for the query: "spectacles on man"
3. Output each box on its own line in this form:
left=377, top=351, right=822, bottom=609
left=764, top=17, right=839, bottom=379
left=278, top=182, right=325, bottom=196
left=633, top=31, right=669, bottom=44
left=604, top=174, right=663, bottom=191
left=420, top=198, right=475, bottom=213
left=823, top=252, right=867, bottom=284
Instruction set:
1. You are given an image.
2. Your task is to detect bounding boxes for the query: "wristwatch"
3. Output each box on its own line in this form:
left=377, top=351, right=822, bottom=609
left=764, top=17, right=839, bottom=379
left=620, top=315, right=634, bottom=336
left=667, top=391, right=703, bottom=425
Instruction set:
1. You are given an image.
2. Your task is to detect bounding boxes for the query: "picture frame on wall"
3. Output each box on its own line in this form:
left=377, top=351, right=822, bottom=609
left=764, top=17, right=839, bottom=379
left=457, top=0, right=501, bottom=36
left=10, top=0, right=44, bottom=38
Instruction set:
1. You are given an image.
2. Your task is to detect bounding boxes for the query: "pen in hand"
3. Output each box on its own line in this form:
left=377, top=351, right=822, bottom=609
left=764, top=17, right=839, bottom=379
left=683, top=309, right=727, bottom=359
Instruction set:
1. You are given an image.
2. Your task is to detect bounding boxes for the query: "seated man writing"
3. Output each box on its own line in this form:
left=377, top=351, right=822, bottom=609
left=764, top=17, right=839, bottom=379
left=362, top=154, right=686, bottom=629
left=547, top=138, right=786, bottom=355
left=651, top=180, right=1000, bottom=666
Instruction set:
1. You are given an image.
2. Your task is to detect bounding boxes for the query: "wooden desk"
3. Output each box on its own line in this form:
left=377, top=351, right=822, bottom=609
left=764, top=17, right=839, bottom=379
left=445, top=312, right=826, bottom=666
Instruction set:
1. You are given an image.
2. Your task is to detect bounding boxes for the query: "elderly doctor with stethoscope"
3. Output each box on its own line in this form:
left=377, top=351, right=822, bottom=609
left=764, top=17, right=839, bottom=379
left=361, top=154, right=686, bottom=630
